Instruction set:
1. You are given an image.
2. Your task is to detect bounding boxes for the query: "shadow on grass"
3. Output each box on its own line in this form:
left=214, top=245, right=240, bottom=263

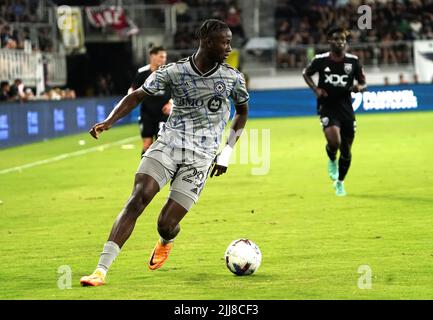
left=177, top=272, right=277, bottom=285
left=350, top=194, right=433, bottom=204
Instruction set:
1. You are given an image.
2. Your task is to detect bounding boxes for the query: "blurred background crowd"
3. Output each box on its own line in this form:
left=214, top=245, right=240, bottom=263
left=275, top=0, right=433, bottom=68
left=1, top=0, right=433, bottom=103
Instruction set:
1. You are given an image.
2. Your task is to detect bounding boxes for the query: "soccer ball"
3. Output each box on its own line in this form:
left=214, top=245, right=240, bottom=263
left=224, top=239, right=262, bottom=276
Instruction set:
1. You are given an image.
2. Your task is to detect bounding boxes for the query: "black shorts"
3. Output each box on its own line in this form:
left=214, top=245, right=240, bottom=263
left=319, top=115, right=356, bottom=138
left=138, top=113, right=168, bottom=139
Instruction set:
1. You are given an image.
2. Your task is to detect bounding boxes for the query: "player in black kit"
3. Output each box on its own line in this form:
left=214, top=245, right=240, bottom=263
left=128, top=46, right=172, bottom=156
left=302, top=27, right=367, bottom=196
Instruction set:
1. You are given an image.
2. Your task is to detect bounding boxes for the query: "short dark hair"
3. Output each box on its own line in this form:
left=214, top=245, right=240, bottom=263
left=195, top=19, right=229, bottom=39
left=149, top=46, right=165, bottom=55
left=1, top=81, right=9, bottom=88
left=327, top=26, right=348, bottom=38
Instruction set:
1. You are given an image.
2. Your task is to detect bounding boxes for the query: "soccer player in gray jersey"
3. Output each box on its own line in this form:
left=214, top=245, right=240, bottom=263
left=80, top=19, right=249, bottom=286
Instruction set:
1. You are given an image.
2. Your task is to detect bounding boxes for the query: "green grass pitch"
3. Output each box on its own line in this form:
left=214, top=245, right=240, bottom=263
left=1, top=111, right=433, bottom=300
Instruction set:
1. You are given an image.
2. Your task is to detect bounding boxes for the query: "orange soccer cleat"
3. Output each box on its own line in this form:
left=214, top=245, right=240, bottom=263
left=80, top=270, right=106, bottom=287
left=148, top=239, right=174, bottom=270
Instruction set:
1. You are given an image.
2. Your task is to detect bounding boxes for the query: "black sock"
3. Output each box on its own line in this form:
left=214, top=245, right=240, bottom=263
left=338, top=155, right=351, bottom=181
left=326, top=144, right=337, bottom=161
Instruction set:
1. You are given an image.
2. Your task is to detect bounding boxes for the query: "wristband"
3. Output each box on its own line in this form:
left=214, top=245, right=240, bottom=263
left=216, top=145, right=233, bottom=167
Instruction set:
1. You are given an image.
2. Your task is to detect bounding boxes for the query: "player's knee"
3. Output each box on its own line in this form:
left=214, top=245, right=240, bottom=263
left=339, top=143, right=352, bottom=159
left=125, top=187, right=154, bottom=214
left=340, top=151, right=352, bottom=161
left=328, top=141, right=340, bottom=152
left=138, top=186, right=156, bottom=207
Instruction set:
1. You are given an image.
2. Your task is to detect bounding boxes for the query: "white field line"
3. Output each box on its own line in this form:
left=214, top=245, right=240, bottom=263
left=0, top=136, right=139, bottom=175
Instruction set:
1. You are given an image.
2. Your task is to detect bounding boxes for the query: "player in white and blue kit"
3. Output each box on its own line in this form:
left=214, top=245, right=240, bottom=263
left=81, top=19, right=249, bottom=286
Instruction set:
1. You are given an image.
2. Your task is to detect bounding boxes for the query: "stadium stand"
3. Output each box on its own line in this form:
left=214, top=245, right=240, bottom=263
left=1, top=0, right=433, bottom=100
left=274, top=0, right=433, bottom=68
left=0, top=0, right=68, bottom=100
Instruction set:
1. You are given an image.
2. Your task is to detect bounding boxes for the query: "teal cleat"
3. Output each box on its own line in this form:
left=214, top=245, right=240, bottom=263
left=334, top=180, right=347, bottom=197
left=328, top=160, right=338, bottom=181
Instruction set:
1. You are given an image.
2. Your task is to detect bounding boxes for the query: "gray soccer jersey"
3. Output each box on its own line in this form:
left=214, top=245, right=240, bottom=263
left=140, top=54, right=249, bottom=163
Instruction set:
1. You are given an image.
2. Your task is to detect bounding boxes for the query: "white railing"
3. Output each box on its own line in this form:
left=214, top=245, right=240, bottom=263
left=0, top=49, right=43, bottom=93
left=0, top=49, right=67, bottom=94
left=44, top=52, right=67, bottom=87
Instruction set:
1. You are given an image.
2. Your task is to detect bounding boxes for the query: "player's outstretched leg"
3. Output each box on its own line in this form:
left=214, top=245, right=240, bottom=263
left=149, top=197, right=188, bottom=270
left=81, top=173, right=160, bottom=286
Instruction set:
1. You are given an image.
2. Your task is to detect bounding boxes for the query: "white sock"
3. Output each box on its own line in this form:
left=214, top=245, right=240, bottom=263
left=94, top=267, right=107, bottom=276
left=96, top=241, right=120, bottom=274
left=160, top=236, right=174, bottom=245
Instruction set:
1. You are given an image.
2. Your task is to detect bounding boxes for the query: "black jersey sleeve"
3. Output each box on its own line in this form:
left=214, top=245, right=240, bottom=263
left=354, top=59, right=366, bottom=84
left=131, top=71, right=148, bottom=90
left=304, top=57, right=321, bottom=76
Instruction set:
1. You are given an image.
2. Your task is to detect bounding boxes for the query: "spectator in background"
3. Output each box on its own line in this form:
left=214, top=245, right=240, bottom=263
left=11, top=0, right=26, bottom=22
left=276, top=20, right=291, bottom=39
left=173, top=1, right=191, bottom=23
left=225, top=5, right=246, bottom=45
left=276, top=34, right=292, bottom=68
left=274, top=0, right=433, bottom=67
left=381, top=32, right=397, bottom=65
left=409, top=18, right=423, bottom=40
left=24, top=87, right=34, bottom=100
left=383, top=76, right=390, bottom=86
left=413, top=73, right=419, bottom=84
left=105, top=74, right=115, bottom=94
left=0, top=81, right=10, bottom=101
left=95, top=75, right=109, bottom=97
left=64, top=88, right=76, bottom=99
left=8, top=79, right=26, bottom=101
left=95, top=74, right=114, bottom=97
left=398, top=73, right=408, bottom=85
left=1, top=24, right=18, bottom=48
left=37, top=88, right=76, bottom=101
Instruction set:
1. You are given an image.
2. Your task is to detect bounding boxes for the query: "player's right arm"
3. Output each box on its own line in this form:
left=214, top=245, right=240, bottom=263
left=302, top=58, right=328, bottom=98
left=90, top=65, right=169, bottom=139
left=89, top=89, right=147, bottom=139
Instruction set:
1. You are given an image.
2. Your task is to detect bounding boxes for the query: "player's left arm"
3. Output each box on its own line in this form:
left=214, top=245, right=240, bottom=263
left=211, top=71, right=249, bottom=178
left=350, top=60, right=367, bottom=93
left=211, top=102, right=249, bottom=178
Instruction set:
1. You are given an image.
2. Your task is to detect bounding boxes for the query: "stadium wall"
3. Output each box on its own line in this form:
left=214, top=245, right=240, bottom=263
left=1, top=84, right=432, bottom=149
left=247, top=84, right=432, bottom=118
left=248, top=68, right=418, bottom=90
left=0, top=97, right=125, bottom=149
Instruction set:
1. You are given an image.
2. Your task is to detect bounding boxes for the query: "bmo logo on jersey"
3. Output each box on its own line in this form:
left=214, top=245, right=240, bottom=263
left=176, top=97, right=205, bottom=107
left=325, top=74, right=348, bottom=87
